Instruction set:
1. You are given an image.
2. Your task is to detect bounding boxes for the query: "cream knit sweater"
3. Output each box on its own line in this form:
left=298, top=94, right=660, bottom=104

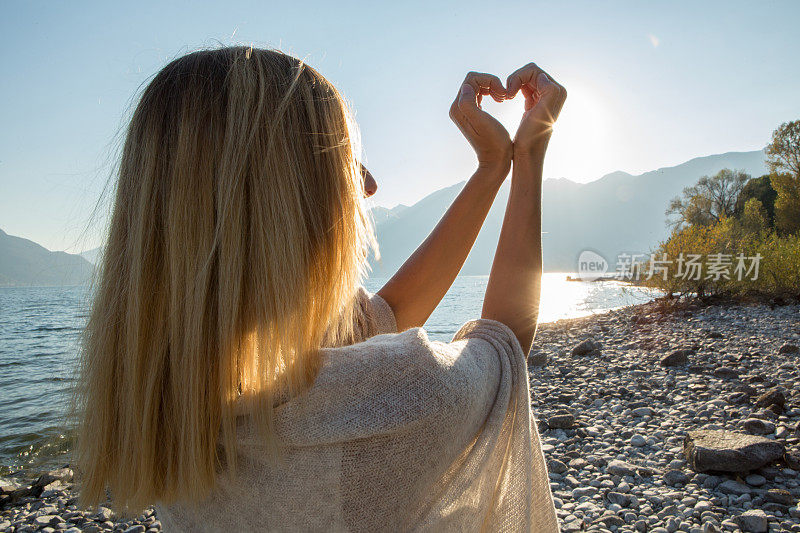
left=156, top=289, right=558, bottom=532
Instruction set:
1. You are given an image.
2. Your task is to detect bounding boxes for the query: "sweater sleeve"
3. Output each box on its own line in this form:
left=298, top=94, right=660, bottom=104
left=448, top=318, right=559, bottom=532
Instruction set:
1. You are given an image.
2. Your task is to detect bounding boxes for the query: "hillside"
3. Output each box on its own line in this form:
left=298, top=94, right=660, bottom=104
left=0, top=229, right=94, bottom=286
left=79, top=246, right=103, bottom=265
left=369, top=150, right=768, bottom=276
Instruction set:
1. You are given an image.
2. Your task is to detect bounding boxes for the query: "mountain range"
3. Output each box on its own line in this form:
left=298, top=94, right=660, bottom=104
left=369, top=150, right=768, bottom=276
left=0, top=150, right=768, bottom=286
left=0, top=229, right=94, bottom=286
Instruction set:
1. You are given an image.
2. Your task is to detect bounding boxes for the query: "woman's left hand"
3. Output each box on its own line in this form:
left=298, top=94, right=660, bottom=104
left=449, top=72, right=513, bottom=176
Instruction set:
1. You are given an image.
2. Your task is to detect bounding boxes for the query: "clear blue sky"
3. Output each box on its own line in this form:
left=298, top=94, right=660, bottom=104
left=2, top=1, right=799, bottom=252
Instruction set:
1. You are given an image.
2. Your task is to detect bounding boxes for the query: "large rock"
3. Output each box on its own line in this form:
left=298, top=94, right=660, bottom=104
left=548, top=411, right=575, bottom=429
left=547, top=458, right=568, bottom=474
left=93, top=506, right=115, bottom=522
left=778, top=343, right=799, bottom=354
left=764, top=488, right=795, bottom=505
left=785, top=448, right=800, bottom=470
left=742, top=418, right=775, bottom=435
left=606, top=491, right=634, bottom=507
left=571, top=338, right=600, bottom=356
left=606, top=459, right=637, bottom=477
left=663, top=469, right=689, bottom=486
left=0, top=479, right=18, bottom=495
left=683, top=429, right=785, bottom=473
left=593, top=512, right=625, bottom=527
left=736, top=509, right=768, bottom=532
left=713, top=366, right=739, bottom=379
left=33, top=467, right=73, bottom=489
left=718, top=479, right=752, bottom=495
left=630, top=434, right=647, bottom=447
left=606, top=459, right=659, bottom=478
left=754, top=387, right=786, bottom=409
left=660, top=348, right=693, bottom=367
left=528, top=351, right=548, bottom=367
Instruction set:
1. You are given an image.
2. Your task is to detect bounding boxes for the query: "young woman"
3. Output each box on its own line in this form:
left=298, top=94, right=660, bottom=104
left=75, top=47, right=566, bottom=532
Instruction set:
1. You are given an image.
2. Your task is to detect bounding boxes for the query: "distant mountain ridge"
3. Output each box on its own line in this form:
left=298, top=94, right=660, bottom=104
left=369, top=150, right=768, bottom=276
left=80, top=246, right=103, bottom=265
left=0, top=229, right=94, bottom=286
left=1, top=150, right=767, bottom=285
left=369, top=204, right=409, bottom=226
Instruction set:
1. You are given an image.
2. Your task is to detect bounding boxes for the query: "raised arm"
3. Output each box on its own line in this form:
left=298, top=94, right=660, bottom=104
left=378, top=72, right=512, bottom=332
left=482, top=63, right=566, bottom=353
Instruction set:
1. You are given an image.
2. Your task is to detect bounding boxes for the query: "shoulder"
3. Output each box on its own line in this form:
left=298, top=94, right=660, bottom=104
left=320, top=327, right=457, bottom=393
left=320, top=320, right=517, bottom=417
left=277, top=319, right=524, bottom=444
left=323, top=325, right=485, bottom=384
left=324, top=318, right=524, bottom=393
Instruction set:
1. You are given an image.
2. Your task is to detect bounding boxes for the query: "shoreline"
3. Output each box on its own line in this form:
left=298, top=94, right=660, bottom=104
left=2, top=298, right=799, bottom=531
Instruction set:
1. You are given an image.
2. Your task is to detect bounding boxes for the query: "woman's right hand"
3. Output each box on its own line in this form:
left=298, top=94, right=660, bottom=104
left=505, top=63, right=567, bottom=157
left=449, top=72, right=513, bottom=176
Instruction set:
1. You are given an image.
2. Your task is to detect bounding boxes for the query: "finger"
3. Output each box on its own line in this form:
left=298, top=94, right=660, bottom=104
left=507, top=62, right=558, bottom=100
left=506, top=62, right=543, bottom=99
left=463, top=72, right=506, bottom=103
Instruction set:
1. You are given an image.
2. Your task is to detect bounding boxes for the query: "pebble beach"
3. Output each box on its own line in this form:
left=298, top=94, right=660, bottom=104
left=1, top=299, right=799, bottom=532
left=530, top=299, right=800, bottom=532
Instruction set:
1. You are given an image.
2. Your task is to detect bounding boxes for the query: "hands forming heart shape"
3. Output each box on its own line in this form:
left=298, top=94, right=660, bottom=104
left=449, top=63, right=567, bottom=174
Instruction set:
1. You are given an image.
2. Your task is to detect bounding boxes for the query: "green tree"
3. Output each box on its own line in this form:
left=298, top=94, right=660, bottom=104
left=734, top=174, right=777, bottom=226
left=771, top=172, right=800, bottom=234
left=666, top=169, right=750, bottom=229
left=739, top=198, right=769, bottom=234
left=765, top=121, right=800, bottom=235
left=766, top=120, right=800, bottom=178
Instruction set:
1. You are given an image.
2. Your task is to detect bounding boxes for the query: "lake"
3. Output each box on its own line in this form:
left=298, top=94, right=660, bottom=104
left=365, top=274, right=661, bottom=341
left=0, top=274, right=661, bottom=475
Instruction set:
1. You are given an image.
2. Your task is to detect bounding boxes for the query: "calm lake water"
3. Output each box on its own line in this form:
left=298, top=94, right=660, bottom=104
left=0, top=274, right=660, bottom=475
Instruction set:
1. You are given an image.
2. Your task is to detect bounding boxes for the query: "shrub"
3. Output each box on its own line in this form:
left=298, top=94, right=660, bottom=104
left=771, top=172, right=800, bottom=235
left=644, top=219, right=800, bottom=299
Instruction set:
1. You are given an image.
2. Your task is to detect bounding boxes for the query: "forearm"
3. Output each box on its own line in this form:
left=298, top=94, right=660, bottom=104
left=482, top=150, right=544, bottom=353
left=378, top=167, right=506, bottom=331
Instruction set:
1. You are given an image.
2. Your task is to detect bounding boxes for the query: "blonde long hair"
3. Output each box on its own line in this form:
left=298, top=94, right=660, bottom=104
left=75, top=47, right=375, bottom=512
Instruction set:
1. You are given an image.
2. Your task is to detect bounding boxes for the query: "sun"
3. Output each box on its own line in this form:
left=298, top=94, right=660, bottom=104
left=549, top=82, right=619, bottom=181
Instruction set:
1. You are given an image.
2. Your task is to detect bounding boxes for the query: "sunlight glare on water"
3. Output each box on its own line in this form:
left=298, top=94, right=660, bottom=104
left=365, top=272, right=661, bottom=342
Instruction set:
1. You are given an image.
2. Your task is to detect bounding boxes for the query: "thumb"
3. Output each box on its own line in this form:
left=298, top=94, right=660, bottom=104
left=536, top=72, right=553, bottom=93
left=458, top=83, right=478, bottom=113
